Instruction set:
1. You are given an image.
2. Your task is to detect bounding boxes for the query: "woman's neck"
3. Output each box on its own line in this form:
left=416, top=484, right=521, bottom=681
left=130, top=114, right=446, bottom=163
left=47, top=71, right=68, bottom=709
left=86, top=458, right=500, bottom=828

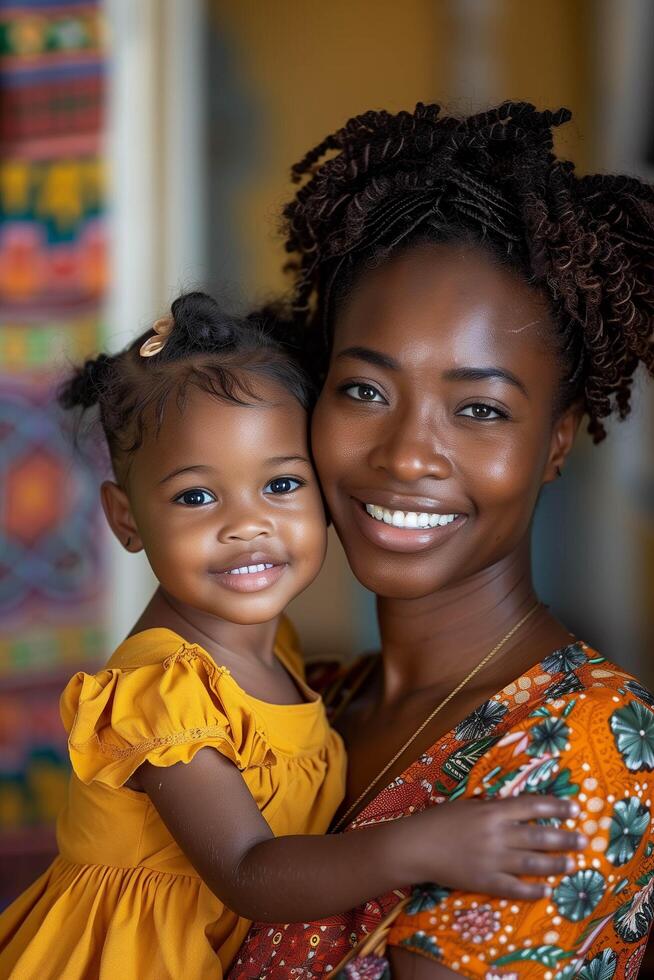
left=376, top=539, right=541, bottom=703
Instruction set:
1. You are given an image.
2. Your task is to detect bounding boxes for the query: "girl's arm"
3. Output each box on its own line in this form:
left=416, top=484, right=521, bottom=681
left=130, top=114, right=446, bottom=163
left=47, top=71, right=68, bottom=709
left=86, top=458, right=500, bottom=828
left=138, top=747, right=584, bottom=923
left=389, top=948, right=458, bottom=979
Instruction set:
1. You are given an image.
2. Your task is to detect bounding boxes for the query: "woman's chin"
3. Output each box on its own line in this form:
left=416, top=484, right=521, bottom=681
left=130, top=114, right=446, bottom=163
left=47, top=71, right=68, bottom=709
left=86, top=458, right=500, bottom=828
left=340, top=547, right=457, bottom=601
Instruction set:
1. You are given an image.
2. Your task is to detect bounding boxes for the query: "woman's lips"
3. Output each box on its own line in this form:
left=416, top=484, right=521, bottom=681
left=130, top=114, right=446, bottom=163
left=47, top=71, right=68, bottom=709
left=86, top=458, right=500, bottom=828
left=350, top=498, right=467, bottom=553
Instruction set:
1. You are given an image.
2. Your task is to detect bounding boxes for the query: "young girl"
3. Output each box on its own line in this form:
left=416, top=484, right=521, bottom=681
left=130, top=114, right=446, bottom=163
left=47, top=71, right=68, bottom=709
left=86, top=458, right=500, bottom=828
left=0, top=292, right=583, bottom=979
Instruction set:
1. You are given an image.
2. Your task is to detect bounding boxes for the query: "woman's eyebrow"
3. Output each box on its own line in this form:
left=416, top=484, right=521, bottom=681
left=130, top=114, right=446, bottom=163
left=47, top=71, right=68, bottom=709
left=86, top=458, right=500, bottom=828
left=335, top=346, right=399, bottom=371
left=443, top=366, right=529, bottom=398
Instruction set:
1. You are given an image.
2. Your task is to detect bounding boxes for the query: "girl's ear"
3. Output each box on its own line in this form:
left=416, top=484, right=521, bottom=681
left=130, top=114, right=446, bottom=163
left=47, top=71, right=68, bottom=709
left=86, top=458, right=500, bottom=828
left=100, top=481, right=143, bottom=552
left=542, top=403, right=584, bottom=485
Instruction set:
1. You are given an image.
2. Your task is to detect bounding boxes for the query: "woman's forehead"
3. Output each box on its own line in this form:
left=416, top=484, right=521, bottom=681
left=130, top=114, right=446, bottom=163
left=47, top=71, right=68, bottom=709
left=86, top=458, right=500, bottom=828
left=334, top=244, right=554, bottom=365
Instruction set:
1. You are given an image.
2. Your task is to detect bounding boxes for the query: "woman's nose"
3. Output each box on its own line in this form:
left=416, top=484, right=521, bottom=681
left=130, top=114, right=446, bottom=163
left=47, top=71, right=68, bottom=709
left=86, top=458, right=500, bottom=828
left=368, top=415, right=452, bottom=482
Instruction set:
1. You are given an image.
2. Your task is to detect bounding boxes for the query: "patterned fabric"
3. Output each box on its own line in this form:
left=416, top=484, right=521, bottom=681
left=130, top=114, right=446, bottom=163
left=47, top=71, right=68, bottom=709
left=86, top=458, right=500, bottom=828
left=0, top=0, right=107, bottom=860
left=0, top=0, right=107, bottom=676
left=0, top=3, right=105, bottom=145
left=229, top=644, right=654, bottom=979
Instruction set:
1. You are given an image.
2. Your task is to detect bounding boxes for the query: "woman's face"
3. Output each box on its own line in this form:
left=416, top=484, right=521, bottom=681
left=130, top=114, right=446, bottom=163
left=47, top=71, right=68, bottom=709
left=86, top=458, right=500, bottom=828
left=312, top=244, right=579, bottom=600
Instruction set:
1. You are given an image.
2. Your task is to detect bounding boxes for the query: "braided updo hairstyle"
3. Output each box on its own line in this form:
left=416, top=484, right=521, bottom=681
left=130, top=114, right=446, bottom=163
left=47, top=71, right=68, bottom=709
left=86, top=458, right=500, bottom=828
left=59, top=291, right=312, bottom=473
left=281, top=102, right=654, bottom=441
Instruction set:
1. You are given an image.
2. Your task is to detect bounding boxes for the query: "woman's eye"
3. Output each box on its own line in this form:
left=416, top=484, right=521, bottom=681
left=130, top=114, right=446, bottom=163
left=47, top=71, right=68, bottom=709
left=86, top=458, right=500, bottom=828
left=264, top=477, right=303, bottom=495
left=174, top=489, right=216, bottom=506
left=458, top=403, right=505, bottom=420
left=342, top=383, right=385, bottom=403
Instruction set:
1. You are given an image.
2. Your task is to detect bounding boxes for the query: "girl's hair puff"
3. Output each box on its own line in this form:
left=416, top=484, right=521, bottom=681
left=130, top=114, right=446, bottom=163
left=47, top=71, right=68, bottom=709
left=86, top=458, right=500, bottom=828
left=59, top=292, right=313, bottom=473
left=280, top=102, right=654, bottom=441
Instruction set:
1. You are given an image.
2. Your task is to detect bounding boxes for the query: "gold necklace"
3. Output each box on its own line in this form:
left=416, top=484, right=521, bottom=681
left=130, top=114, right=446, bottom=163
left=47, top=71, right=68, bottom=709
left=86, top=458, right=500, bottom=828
left=332, top=602, right=541, bottom=833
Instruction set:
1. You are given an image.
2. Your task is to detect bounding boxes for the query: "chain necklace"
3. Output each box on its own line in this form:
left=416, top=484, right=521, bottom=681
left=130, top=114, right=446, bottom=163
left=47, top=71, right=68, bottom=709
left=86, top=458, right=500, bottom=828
left=332, top=602, right=541, bottom=833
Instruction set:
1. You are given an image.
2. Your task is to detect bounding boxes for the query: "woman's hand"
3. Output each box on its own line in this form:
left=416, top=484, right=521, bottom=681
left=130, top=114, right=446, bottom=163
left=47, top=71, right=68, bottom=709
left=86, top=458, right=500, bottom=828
left=396, top=795, right=585, bottom=900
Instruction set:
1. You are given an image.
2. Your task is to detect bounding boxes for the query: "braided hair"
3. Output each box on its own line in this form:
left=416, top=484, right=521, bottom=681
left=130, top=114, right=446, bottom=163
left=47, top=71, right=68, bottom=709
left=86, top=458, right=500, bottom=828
left=59, top=292, right=312, bottom=470
left=281, top=102, right=654, bottom=441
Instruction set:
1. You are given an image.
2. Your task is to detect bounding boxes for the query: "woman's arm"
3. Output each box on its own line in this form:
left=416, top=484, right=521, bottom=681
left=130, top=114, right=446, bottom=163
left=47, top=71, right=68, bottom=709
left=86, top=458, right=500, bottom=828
left=138, top=746, right=583, bottom=923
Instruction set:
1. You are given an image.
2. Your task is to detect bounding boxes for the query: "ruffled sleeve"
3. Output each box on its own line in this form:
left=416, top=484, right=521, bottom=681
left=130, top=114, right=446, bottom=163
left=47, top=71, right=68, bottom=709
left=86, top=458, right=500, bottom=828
left=60, top=636, right=276, bottom=789
left=388, top=684, right=654, bottom=978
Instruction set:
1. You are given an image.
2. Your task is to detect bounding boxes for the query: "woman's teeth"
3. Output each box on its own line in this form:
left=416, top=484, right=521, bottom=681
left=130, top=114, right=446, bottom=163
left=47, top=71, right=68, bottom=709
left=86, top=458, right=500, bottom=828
left=227, top=563, right=275, bottom=575
left=364, top=504, right=457, bottom=528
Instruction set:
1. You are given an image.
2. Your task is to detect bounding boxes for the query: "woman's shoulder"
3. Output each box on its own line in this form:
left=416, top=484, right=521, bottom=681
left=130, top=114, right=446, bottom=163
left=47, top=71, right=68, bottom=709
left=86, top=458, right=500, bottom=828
left=475, top=640, right=653, bottom=732
left=519, top=641, right=654, bottom=727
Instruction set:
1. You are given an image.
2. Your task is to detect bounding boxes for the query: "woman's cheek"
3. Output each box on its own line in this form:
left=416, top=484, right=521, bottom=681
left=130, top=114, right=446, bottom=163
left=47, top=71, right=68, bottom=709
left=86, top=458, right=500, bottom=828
left=476, top=436, right=541, bottom=498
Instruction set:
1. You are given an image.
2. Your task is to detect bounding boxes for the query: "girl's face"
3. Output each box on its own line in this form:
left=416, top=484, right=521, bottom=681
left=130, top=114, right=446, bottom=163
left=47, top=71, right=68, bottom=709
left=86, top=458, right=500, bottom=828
left=312, top=244, right=579, bottom=600
left=106, top=378, right=327, bottom=625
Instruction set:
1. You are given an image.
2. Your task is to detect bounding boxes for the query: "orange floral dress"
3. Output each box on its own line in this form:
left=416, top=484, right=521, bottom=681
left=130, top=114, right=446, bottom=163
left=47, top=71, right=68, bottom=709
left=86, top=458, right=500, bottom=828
left=231, top=642, right=654, bottom=979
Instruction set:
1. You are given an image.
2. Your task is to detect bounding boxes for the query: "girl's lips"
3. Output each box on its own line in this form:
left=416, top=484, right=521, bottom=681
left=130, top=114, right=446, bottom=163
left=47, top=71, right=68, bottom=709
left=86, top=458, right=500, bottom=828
left=350, top=498, right=467, bottom=553
left=211, top=563, right=287, bottom=593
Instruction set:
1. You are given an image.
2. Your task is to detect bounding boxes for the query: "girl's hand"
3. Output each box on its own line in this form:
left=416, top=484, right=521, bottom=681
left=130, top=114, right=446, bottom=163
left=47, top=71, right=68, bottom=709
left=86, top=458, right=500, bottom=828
left=402, top=795, right=584, bottom=900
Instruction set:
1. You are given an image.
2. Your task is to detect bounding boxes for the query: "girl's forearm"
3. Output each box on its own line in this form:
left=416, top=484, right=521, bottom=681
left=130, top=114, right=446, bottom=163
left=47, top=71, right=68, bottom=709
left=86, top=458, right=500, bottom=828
left=219, top=821, right=414, bottom=922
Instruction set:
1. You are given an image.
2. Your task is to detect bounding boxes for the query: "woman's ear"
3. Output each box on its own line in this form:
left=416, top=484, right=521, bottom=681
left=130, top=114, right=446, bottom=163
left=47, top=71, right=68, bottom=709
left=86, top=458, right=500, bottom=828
left=100, top=481, right=143, bottom=552
left=543, top=403, right=584, bottom=485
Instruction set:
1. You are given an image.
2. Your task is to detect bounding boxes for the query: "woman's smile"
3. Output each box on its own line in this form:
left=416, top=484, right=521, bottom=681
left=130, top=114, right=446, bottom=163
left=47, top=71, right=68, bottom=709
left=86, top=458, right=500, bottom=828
left=351, top=496, right=468, bottom=554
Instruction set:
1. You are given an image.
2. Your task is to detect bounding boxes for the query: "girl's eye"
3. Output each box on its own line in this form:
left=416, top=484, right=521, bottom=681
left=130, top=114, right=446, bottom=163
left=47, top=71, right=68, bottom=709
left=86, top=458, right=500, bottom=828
left=264, top=477, right=304, bottom=495
left=342, top=383, right=386, bottom=403
left=174, top=489, right=216, bottom=506
left=458, top=403, right=506, bottom=420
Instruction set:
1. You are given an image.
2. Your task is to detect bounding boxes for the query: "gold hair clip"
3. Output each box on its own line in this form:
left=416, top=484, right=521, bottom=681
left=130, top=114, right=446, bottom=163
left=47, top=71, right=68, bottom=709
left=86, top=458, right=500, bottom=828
left=139, top=314, right=174, bottom=357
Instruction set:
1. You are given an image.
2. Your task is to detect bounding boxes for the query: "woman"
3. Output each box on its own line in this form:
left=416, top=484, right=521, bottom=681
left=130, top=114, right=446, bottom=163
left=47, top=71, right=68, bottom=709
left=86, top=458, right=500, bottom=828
left=230, top=103, right=654, bottom=978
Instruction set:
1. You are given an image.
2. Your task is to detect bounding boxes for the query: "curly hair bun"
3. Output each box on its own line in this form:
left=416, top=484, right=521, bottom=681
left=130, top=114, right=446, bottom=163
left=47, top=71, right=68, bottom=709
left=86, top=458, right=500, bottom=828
left=58, top=353, right=112, bottom=410
left=164, top=291, right=244, bottom=358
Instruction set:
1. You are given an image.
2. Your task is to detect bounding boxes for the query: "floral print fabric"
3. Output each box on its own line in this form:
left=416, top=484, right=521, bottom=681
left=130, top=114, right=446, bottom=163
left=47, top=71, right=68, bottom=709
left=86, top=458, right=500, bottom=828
left=229, top=644, right=654, bottom=979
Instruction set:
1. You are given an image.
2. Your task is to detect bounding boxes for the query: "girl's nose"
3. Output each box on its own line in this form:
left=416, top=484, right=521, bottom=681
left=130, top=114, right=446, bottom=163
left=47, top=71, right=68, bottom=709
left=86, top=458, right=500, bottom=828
left=217, top=511, right=273, bottom=543
left=368, top=415, right=452, bottom=483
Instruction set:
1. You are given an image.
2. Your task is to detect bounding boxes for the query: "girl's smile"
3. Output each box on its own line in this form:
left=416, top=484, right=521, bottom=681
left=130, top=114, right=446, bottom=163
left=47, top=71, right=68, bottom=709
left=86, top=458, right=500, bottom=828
left=210, top=551, right=288, bottom=593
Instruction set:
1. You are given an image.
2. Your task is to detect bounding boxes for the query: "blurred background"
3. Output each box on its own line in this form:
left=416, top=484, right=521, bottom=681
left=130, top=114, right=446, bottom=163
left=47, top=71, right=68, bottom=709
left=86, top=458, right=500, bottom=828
left=0, top=0, right=652, bottom=921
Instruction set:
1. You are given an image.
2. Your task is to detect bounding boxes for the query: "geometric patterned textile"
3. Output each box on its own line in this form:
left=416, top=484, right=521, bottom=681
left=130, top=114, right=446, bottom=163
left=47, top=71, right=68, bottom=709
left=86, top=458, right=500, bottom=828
left=0, top=0, right=108, bottom=677
left=0, top=0, right=108, bottom=859
left=0, top=375, right=106, bottom=672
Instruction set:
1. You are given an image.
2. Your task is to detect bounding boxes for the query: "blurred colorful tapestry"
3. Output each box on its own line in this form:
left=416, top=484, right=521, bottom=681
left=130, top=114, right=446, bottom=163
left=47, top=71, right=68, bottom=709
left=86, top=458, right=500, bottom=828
left=0, top=0, right=107, bottom=668
left=0, top=0, right=108, bottom=859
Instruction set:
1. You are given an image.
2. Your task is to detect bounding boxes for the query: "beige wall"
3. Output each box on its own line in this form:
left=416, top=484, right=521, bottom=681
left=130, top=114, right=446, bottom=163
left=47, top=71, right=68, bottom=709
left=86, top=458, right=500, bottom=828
left=211, top=0, right=594, bottom=297
left=211, top=0, right=452, bottom=296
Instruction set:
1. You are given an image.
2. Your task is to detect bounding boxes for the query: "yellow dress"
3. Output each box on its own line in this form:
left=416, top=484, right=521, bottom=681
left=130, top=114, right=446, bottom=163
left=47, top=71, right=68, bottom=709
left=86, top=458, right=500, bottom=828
left=0, top=620, right=346, bottom=979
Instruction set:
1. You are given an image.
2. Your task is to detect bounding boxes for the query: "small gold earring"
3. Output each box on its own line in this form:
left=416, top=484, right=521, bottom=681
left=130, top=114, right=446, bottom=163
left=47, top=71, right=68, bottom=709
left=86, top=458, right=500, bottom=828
left=125, top=536, right=132, bottom=549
